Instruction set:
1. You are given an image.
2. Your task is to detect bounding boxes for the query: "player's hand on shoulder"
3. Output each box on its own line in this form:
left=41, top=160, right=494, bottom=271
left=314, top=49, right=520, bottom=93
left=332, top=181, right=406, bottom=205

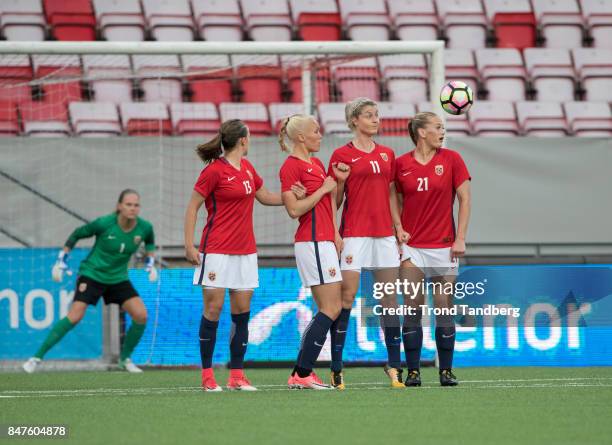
left=185, top=246, right=201, bottom=266
left=321, top=176, right=337, bottom=194
left=51, top=250, right=71, bottom=282
left=332, top=162, right=350, bottom=182
left=291, top=181, right=307, bottom=200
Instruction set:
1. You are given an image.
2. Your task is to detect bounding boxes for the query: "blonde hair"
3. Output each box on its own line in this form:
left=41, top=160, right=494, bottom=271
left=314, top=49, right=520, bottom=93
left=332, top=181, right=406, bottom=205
left=278, top=114, right=317, bottom=152
left=345, top=97, right=378, bottom=131
left=408, top=112, right=438, bottom=145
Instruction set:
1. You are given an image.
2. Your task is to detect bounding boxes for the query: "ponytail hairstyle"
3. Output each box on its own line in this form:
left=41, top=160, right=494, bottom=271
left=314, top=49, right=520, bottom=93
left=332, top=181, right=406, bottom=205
left=116, top=189, right=139, bottom=214
left=196, top=119, right=248, bottom=163
left=278, top=114, right=317, bottom=152
left=345, top=97, right=378, bottom=131
left=408, top=112, right=438, bottom=145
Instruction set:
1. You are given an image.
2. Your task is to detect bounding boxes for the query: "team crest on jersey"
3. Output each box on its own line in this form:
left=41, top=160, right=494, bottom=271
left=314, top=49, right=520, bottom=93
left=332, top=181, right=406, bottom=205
left=208, top=271, right=216, bottom=282
left=435, top=164, right=444, bottom=176
left=133, top=235, right=142, bottom=245
left=78, top=282, right=87, bottom=292
left=380, top=153, right=388, bottom=162
left=345, top=254, right=353, bottom=265
left=247, top=170, right=253, bottom=179
left=329, top=267, right=337, bottom=278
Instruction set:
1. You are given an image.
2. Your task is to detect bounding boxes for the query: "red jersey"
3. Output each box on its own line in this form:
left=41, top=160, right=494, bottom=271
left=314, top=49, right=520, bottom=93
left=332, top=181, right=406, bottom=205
left=328, top=142, right=395, bottom=237
left=395, top=148, right=470, bottom=248
left=279, top=156, right=335, bottom=243
left=194, top=157, right=263, bottom=254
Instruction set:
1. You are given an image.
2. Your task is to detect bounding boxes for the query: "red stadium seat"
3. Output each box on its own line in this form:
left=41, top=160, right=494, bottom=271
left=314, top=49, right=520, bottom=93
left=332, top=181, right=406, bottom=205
left=0, top=0, right=46, bottom=41
left=290, top=0, right=341, bottom=41
left=170, top=102, right=220, bottom=137
left=120, top=102, right=172, bottom=136
left=475, top=49, right=527, bottom=101
left=378, top=54, right=428, bottom=103
left=69, top=101, right=122, bottom=137
left=484, top=0, right=536, bottom=50
left=564, top=101, right=612, bottom=136
left=192, top=0, right=243, bottom=41
left=333, top=56, right=381, bottom=102
left=436, top=0, right=487, bottom=49
left=182, top=55, right=234, bottom=104
left=581, top=0, right=612, bottom=49
left=43, top=0, right=96, bottom=41
left=240, top=0, right=292, bottom=41
left=0, top=102, right=20, bottom=136
left=388, top=0, right=439, bottom=42
left=19, top=101, right=71, bottom=137
left=93, top=0, right=146, bottom=41
left=523, top=48, right=576, bottom=101
left=377, top=102, right=415, bottom=136
left=233, top=55, right=282, bottom=104
left=268, top=103, right=305, bottom=132
left=219, top=103, right=271, bottom=136
left=339, top=0, right=391, bottom=41
left=515, top=101, right=569, bottom=136
left=284, top=56, right=331, bottom=103
left=532, top=0, right=584, bottom=49
left=0, top=55, right=33, bottom=104
left=468, top=100, right=519, bottom=136
left=32, top=55, right=83, bottom=105
left=83, top=55, right=133, bottom=104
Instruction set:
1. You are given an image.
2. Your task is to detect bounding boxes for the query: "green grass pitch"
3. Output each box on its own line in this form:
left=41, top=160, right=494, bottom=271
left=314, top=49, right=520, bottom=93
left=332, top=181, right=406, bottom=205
left=1, top=367, right=611, bottom=445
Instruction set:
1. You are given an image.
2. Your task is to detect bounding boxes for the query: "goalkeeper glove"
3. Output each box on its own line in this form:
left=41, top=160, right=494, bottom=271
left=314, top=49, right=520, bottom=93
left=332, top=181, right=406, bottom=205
left=51, top=250, right=71, bottom=282
left=145, top=256, right=158, bottom=282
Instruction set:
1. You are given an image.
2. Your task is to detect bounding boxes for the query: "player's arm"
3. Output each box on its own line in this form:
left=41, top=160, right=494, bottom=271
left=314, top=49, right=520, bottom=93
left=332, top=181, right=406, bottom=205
left=282, top=177, right=336, bottom=219
left=331, top=187, right=343, bottom=255
left=330, top=163, right=350, bottom=207
left=390, top=183, right=409, bottom=243
left=255, top=183, right=306, bottom=206
left=451, top=180, right=471, bottom=260
left=184, top=190, right=205, bottom=266
left=52, top=218, right=102, bottom=282
left=144, top=225, right=158, bottom=282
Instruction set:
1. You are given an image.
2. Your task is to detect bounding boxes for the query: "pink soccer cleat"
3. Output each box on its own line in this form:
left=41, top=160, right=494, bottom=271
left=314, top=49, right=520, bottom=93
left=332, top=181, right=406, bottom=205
left=201, top=368, right=222, bottom=392
left=226, top=369, right=257, bottom=391
left=292, top=371, right=333, bottom=390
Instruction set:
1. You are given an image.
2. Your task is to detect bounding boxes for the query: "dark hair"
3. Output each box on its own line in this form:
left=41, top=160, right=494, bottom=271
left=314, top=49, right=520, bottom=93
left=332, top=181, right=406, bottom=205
left=408, top=112, right=438, bottom=145
left=196, top=119, right=248, bottom=163
left=116, top=189, right=139, bottom=214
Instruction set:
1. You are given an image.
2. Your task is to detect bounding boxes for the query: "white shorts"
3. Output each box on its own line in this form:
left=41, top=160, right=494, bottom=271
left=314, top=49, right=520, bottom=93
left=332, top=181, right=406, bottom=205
left=340, top=236, right=400, bottom=272
left=295, top=241, right=342, bottom=288
left=192, top=253, right=259, bottom=289
left=400, top=245, right=458, bottom=278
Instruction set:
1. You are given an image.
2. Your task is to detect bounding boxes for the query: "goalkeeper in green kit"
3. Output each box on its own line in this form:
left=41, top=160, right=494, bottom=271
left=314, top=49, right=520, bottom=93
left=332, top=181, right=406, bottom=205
left=23, top=189, right=157, bottom=374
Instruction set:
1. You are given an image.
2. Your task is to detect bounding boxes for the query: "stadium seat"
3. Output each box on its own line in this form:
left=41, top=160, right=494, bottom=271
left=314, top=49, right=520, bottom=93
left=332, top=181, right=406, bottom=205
left=435, top=0, right=487, bottom=49
left=290, top=0, right=341, bottom=41
left=573, top=48, right=612, bottom=102
left=219, top=103, right=271, bottom=136
left=475, top=49, right=527, bottom=101
left=182, top=55, right=234, bottom=104
left=468, top=101, right=519, bottom=136
left=268, top=103, right=305, bottom=132
left=119, top=102, right=172, bottom=136
left=445, top=49, right=480, bottom=96
left=377, top=102, right=414, bottom=136
left=483, top=0, right=536, bottom=50
left=283, top=56, right=331, bottom=103
left=333, top=56, right=381, bottom=102
left=338, top=0, right=391, bottom=41
left=581, top=0, right=612, bottom=49
left=0, top=54, right=34, bottom=104
left=69, top=101, right=122, bottom=137
left=141, top=0, right=194, bottom=41
left=0, top=0, right=46, bottom=41
left=317, top=103, right=351, bottom=136
left=387, top=0, right=439, bottom=42
left=192, top=0, right=243, bottom=41
left=20, top=101, right=70, bottom=137
left=523, top=48, right=576, bottom=102
left=378, top=54, right=428, bottom=103
left=564, top=101, right=612, bottom=136
left=132, top=55, right=183, bottom=104
left=417, top=101, right=471, bottom=136
left=43, top=0, right=96, bottom=41
left=532, top=0, right=584, bottom=49
left=93, top=0, right=146, bottom=41
left=233, top=55, right=283, bottom=104
left=83, top=55, right=133, bottom=104
left=32, top=55, right=83, bottom=105
left=515, top=102, right=569, bottom=137
left=170, top=102, right=220, bottom=137
left=240, top=0, right=292, bottom=41
left=0, top=102, right=20, bottom=136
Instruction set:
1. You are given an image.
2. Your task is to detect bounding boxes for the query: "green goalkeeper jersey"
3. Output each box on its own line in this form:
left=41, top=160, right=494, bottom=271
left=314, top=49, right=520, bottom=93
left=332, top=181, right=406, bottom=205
left=65, top=213, right=155, bottom=284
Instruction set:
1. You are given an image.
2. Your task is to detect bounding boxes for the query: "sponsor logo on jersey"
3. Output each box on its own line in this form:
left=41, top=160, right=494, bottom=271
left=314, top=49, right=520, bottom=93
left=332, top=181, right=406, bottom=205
left=351, top=157, right=361, bottom=163
left=328, top=267, right=337, bottom=278
left=345, top=254, right=353, bottom=265
left=78, top=282, right=87, bottom=293
left=107, top=235, right=116, bottom=240
left=133, top=235, right=142, bottom=245
left=435, top=164, right=444, bottom=176
left=307, top=168, right=313, bottom=173
left=380, top=153, right=388, bottom=162
left=402, top=170, right=412, bottom=176
left=227, top=176, right=236, bottom=181
left=208, top=271, right=216, bottom=282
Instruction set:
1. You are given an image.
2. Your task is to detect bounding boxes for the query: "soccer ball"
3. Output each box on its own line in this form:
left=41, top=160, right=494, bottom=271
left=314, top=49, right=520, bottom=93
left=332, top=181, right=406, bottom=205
left=440, top=81, right=474, bottom=115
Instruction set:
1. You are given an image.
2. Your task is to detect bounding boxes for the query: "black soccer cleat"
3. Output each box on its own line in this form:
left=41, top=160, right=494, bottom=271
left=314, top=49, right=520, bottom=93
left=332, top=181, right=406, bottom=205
left=404, top=369, right=422, bottom=387
left=439, top=369, right=459, bottom=386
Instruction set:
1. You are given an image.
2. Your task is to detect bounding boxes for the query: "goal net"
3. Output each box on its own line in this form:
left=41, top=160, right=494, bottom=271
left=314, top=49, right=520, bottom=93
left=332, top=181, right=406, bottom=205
left=0, top=40, right=445, bottom=370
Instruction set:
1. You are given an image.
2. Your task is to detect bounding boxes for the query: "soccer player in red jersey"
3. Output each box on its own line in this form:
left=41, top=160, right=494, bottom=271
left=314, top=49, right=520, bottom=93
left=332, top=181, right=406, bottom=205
left=395, top=112, right=471, bottom=387
left=327, top=98, right=409, bottom=388
left=184, top=119, right=305, bottom=392
left=279, top=114, right=346, bottom=390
